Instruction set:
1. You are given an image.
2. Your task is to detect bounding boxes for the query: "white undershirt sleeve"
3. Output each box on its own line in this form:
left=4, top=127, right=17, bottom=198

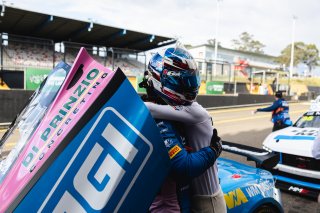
left=145, top=102, right=206, bottom=124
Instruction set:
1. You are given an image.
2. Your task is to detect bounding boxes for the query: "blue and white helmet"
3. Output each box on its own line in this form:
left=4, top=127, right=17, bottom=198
left=147, top=45, right=200, bottom=105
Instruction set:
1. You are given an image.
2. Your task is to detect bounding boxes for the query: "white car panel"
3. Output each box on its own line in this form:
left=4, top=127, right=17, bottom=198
left=263, top=127, right=318, bottom=158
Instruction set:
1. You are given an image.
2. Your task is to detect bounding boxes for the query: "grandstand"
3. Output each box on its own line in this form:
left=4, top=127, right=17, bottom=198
left=1, top=35, right=148, bottom=76
left=0, top=6, right=175, bottom=88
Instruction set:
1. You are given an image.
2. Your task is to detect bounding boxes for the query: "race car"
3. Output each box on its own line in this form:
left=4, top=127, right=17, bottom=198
left=262, top=100, right=320, bottom=201
left=220, top=141, right=282, bottom=213
left=0, top=48, right=283, bottom=212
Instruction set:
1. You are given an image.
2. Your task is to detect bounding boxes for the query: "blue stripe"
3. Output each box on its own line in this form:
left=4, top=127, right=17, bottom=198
left=274, top=135, right=315, bottom=140
left=274, top=175, right=320, bottom=190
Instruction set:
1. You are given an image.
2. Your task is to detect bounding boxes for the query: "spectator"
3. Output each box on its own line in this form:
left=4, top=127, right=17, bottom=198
left=272, top=77, right=277, bottom=95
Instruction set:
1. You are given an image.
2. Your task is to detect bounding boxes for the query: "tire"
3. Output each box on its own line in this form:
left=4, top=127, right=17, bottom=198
left=253, top=204, right=280, bottom=213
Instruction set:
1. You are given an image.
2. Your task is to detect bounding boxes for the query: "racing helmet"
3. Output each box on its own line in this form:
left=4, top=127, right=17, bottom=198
left=147, top=45, right=200, bottom=105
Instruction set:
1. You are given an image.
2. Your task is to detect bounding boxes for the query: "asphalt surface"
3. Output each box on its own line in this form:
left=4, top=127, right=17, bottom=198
left=0, top=102, right=319, bottom=212
left=210, top=102, right=320, bottom=213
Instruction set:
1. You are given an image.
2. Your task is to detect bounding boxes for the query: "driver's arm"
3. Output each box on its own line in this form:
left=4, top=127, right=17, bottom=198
left=156, top=120, right=220, bottom=182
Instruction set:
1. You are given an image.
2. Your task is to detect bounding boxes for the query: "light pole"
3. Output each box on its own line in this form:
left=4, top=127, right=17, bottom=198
left=213, top=0, right=222, bottom=79
left=288, top=15, right=297, bottom=95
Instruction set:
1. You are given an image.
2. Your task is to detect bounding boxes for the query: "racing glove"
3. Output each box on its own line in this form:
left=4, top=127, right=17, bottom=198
left=210, top=128, right=222, bottom=158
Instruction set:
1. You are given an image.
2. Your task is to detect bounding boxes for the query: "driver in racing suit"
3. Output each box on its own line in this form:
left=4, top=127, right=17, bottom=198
left=254, top=91, right=292, bottom=132
left=141, top=45, right=226, bottom=213
left=149, top=118, right=222, bottom=213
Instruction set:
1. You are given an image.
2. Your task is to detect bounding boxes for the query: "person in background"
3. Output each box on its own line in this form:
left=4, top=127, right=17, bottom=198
left=142, top=44, right=226, bottom=213
left=272, top=77, right=277, bottom=95
left=254, top=91, right=292, bottom=132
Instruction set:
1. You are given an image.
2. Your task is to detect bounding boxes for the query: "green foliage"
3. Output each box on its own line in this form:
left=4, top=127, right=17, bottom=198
left=231, top=32, right=265, bottom=54
left=276, top=42, right=319, bottom=73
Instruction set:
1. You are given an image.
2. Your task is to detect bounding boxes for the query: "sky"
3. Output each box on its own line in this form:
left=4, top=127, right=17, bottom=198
left=6, top=0, right=320, bottom=56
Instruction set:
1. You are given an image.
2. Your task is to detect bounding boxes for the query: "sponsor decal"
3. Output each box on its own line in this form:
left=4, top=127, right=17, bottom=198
left=306, top=111, right=320, bottom=116
left=288, top=186, right=309, bottom=194
left=25, top=68, right=51, bottom=90
left=43, top=108, right=153, bottom=212
left=246, top=186, right=260, bottom=197
left=22, top=64, right=108, bottom=170
left=207, top=84, right=224, bottom=92
left=40, top=67, right=100, bottom=142
left=231, top=174, right=241, bottom=179
left=291, top=129, right=318, bottom=136
left=166, top=70, right=181, bottom=77
left=224, top=188, right=248, bottom=209
left=164, top=139, right=174, bottom=148
left=288, top=186, right=303, bottom=193
left=245, top=181, right=273, bottom=198
left=29, top=74, right=48, bottom=85
left=206, top=81, right=224, bottom=94
left=168, top=145, right=182, bottom=159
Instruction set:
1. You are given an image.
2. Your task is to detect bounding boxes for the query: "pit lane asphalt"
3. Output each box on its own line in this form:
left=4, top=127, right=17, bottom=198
left=0, top=102, right=319, bottom=212
left=210, top=101, right=320, bottom=213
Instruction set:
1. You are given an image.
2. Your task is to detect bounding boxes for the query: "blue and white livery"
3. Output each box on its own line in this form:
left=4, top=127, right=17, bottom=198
left=263, top=99, right=320, bottom=201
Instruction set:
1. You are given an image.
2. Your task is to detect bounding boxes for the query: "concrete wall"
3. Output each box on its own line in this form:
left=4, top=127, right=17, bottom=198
left=196, top=94, right=277, bottom=108
left=0, top=90, right=33, bottom=123
left=0, top=90, right=291, bottom=123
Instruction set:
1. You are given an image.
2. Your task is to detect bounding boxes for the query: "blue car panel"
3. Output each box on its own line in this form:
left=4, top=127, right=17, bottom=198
left=218, top=158, right=283, bottom=213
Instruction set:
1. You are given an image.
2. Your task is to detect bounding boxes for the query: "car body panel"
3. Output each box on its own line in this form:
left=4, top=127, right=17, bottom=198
left=0, top=48, right=170, bottom=212
left=263, top=126, right=318, bottom=157
left=262, top=104, right=320, bottom=200
left=218, top=158, right=282, bottom=213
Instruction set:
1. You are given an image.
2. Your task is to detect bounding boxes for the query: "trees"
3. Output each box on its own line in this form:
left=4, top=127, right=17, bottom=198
left=276, top=42, right=319, bottom=75
left=231, top=32, right=265, bottom=54
left=302, top=44, right=319, bottom=75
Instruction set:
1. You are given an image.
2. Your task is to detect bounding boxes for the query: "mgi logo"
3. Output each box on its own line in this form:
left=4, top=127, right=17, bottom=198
left=288, top=186, right=304, bottom=193
left=40, top=107, right=153, bottom=212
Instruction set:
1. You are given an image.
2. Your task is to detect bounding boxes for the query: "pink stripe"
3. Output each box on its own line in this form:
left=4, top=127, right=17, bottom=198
left=0, top=48, right=116, bottom=212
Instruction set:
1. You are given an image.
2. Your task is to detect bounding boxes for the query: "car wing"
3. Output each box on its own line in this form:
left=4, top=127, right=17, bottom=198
left=222, top=141, right=279, bottom=170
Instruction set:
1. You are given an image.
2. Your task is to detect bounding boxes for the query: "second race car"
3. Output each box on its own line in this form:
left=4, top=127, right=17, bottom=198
left=262, top=100, right=320, bottom=201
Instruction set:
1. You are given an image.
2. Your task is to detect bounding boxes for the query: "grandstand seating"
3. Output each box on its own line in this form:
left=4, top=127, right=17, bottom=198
left=2, top=40, right=145, bottom=76
left=3, top=42, right=54, bottom=68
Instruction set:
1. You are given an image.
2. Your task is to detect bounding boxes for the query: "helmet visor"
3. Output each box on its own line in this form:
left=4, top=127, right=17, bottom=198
left=180, top=71, right=200, bottom=100
left=180, top=71, right=200, bottom=89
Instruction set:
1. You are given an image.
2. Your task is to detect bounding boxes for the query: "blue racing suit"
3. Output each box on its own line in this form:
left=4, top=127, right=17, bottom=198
left=257, top=98, right=291, bottom=124
left=149, top=119, right=217, bottom=213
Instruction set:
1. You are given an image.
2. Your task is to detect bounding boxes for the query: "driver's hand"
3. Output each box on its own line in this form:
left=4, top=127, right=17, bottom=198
left=210, top=129, right=222, bottom=158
